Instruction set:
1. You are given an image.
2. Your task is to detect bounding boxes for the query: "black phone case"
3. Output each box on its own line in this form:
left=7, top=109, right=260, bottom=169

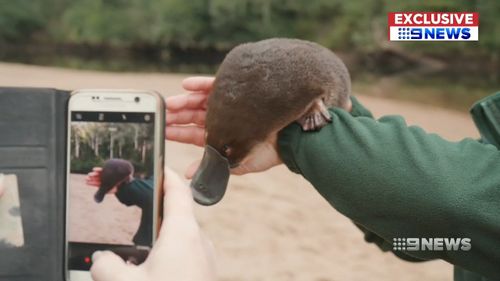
left=0, top=88, right=69, bottom=281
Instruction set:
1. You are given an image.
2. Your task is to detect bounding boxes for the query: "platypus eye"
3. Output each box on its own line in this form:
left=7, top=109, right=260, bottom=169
left=223, top=144, right=232, bottom=156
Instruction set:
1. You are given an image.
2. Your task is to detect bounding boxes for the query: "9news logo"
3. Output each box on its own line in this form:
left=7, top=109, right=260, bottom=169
left=388, top=12, right=479, bottom=41
left=393, top=237, right=472, bottom=251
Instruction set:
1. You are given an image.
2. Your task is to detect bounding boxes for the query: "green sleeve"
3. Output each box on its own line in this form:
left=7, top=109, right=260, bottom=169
left=348, top=97, right=426, bottom=261
left=115, top=178, right=153, bottom=208
left=278, top=108, right=500, bottom=279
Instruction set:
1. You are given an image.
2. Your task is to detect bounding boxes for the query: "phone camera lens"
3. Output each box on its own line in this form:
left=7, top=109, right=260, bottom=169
left=134, top=97, right=140, bottom=103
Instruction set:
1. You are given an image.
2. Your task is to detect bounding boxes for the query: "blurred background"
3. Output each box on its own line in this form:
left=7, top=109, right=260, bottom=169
left=70, top=122, right=155, bottom=176
left=0, top=0, right=498, bottom=280
left=0, top=0, right=498, bottom=111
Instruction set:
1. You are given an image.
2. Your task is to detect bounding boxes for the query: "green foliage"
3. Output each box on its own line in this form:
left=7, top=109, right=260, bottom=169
left=57, top=0, right=151, bottom=45
left=0, top=0, right=46, bottom=42
left=0, top=0, right=498, bottom=61
left=150, top=0, right=210, bottom=47
left=71, top=156, right=104, bottom=174
left=70, top=123, right=155, bottom=175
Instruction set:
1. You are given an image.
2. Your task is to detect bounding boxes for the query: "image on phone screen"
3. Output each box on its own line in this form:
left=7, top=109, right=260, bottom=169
left=67, top=111, right=155, bottom=270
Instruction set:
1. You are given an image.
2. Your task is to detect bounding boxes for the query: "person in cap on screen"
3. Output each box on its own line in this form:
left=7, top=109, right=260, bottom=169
left=93, top=159, right=134, bottom=203
left=87, top=159, right=154, bottom=246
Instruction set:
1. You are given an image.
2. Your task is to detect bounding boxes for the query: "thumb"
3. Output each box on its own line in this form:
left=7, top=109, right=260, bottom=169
left=90, top=251, right=129, bottom=281
left=185, top=159, right=201, bottom=179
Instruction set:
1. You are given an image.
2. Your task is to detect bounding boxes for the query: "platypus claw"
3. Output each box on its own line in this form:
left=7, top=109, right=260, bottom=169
left=297, top=99, right=332, bottom=131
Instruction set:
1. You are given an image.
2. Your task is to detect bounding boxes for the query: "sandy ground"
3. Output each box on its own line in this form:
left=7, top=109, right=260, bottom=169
left=0, top=62, right=480, bottom=280
left=68, top=174, right=140, bottom=245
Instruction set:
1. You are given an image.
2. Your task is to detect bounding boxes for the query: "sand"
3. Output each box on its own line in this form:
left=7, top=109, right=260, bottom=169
left=0, top=62, right=480, bottom=280
left=68, top=174, right=141, bottom=245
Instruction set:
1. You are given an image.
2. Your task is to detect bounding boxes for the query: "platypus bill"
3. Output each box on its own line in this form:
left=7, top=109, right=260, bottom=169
left=191, top=38, right=352, bottom=205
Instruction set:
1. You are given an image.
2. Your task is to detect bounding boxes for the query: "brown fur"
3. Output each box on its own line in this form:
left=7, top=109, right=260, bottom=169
left=206, top=38, right=351, bottom=165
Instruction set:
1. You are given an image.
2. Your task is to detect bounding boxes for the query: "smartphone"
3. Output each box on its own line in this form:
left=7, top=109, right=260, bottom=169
left=65, top=89, right=164, bottom=280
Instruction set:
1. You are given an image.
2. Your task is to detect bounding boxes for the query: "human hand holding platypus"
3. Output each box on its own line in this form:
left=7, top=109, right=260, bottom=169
left=166, top=76, right=283, bottom=177
left=167, top=38, right=352, bottom=205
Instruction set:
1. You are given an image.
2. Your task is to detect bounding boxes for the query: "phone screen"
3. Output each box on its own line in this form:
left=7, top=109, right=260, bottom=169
left=67, top=111, right=156, bottom=270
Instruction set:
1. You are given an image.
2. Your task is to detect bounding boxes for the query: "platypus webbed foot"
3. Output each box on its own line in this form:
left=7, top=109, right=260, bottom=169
left=297, top=99, right=332, bottom=131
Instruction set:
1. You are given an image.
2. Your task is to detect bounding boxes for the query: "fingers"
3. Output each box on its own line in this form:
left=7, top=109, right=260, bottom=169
left=185, top=159, right=201, bottom=179
left=230, top=165, right=248, bottom=176
left=86, top=171, right=102, bottom=186
left=90, top=251, right=129, bottom=281
left=166, top=92, right=207, bottom=112
left=87, top=171, right=100, bottom=178
left=166, top=109, right=206, bottom=126
left=86, top=179, right=101, bottom=187
left=164, top=76, right=213, bottom=148
left=165, top=126, right=206, bottom=147
left=182, top=76, right=215, bottom=92
left=92, top=167, right=103, bottom=172
left=164, top=167, right=194, bottom=218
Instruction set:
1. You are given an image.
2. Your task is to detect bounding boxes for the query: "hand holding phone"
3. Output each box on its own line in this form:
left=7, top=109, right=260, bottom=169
left=90, top=168, right=216, bottom=281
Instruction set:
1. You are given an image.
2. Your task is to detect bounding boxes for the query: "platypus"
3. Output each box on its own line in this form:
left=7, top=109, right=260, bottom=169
left=191, top=38, right=352, bottom=205
left=94, top=159, right=134, bottom=203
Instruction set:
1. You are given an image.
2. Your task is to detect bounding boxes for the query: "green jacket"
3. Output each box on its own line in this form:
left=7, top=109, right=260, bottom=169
left=116, top=177, right=154, bottom=246
left=277, top=97, right=500, bottom=281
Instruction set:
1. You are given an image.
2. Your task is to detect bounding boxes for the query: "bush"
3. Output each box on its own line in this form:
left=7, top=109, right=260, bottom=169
left=71, top=157, right=104, bottom=174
